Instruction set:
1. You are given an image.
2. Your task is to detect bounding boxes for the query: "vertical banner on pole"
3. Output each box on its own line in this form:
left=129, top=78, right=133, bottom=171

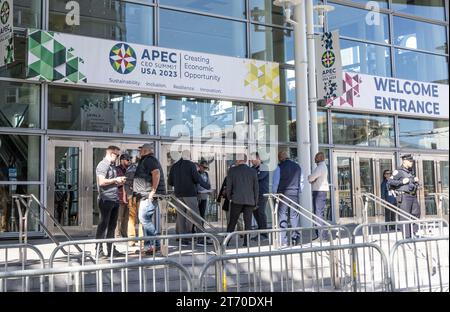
left=0, top=0, right=14, bottom=67
left=315, top=30, right=342, bottom=104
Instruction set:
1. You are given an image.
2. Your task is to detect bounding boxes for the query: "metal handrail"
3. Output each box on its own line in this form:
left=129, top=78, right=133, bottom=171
left=264, top=193, right=332, bottom=228
left=13, top=194, right=89, bottom=260
left=358, top=192, right=418, bottom=222
left=155, top=194, right=219, bottom=235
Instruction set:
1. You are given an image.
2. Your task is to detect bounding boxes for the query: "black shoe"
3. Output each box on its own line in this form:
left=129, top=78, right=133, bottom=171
left=110, top=248, right=125, bottom=257
left=291, top=238, right=300, bottom=246
left=96, top=249, right=107, bottom=258
left=197, top=238, right=212, bottom=246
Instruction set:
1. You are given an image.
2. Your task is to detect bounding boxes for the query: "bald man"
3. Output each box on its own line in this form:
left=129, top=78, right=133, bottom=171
left=272, top=151, right=304, bottom=246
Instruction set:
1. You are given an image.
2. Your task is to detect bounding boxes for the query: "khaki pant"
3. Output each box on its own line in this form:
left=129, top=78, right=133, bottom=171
left=127, top=196, right=143, bottom=244
left=115, top=203, right=129, bottom=238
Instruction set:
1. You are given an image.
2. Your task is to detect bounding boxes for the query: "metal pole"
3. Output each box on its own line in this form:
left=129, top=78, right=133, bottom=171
left=294, top=1, right=313, bottom=226
left=306, top=0, right=319, bottom=160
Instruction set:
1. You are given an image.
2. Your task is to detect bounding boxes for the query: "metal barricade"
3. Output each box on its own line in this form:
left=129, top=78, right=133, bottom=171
left=353, top=219, right=449, bottom=257
left=389, top=236, right=449, bottom=292
left=0, top=258, right=192, bottom=292
left=0, top=244, right=46, bottom=292
left=198, top=243, right=390, bottom=292
left=48, top=233, right=222, bottom=291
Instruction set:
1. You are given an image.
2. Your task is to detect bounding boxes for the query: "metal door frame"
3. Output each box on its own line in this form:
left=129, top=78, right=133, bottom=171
left=333, top=150, right=395, bottom=225
left=410, top=154, right=449, bottom=220
left=47, top=139, right=88, bottom=234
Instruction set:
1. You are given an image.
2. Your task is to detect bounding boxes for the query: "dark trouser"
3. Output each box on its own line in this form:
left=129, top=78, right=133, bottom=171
left=312, top=191, right=328, bottom=240
left=398, top=194, right=421, bottom=238
left=278, top=194, right=300, bottom=245
left=198, top=199, right=207, bottom=226
left=227, top=203, right=253, bottom=244
left=95, top=198, right=120, bottom=252
left=253, top=196, right=268, bottom=231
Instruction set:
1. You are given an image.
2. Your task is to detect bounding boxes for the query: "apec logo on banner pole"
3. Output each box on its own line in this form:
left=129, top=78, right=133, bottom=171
left=26, top=29, right=281, bottom=104
left=0, top=0, right=14, bottom=67
left=315, top=30, right=342, bottom=102
left=326, top=72, right=449, bottom=119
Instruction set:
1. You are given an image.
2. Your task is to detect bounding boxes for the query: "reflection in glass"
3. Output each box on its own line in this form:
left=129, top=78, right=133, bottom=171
left=346, top=0, right=388, bottom=8
left=249, top=0, right=285, bottom=25
left=0, top=135, right=40, bottom=181
left=54, top=147, right=79, bottom=226
left=0, top=81, right=40, bottom=128
left=250, top=25, right=293, bottom=63
left=393, top=17, right=447, bottom=54
left=160, top=0, right=245, bottom=18
left=359, top=158, right=375, bottom=216
left=0, top=185, right=40, bottom=232
left=341, top=39, right=391, bottom=77
left=318, top=111, right=328, bottom=144
left=337, top=157, right=354, bottom=218
left=280, top=68, right=296, bottom=104
left=378, top=158, right=393, bottom=217
left=440, top=161, right=449, bottom=216
left=160, top=96, right=248, bottom=139
left=92, top=147, right=106, bottom=225
left=48, top=86, right=155, bottom=135
left=329, top=4, right=389, bottom=43
left=49, top=0, right=154, bottom=45
left=13, top=0, right=41, bottom=28
left=422, top=160, right=437, bottom=215
left=0, top=37, right=27, bottom=79
left=332, top=113, right=395, bottom=147
left=394, top=49, right=449, bottom=84
left=253, top=104, right=296, bottom=143
left=392, top=0, right=446, bottom=21
left=398, top=118, right=449, bottom=150
left=160, top=9, right=246, bottom=58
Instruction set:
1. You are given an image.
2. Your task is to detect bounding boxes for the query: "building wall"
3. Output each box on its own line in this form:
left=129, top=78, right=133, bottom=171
left=0, top=0, right=448, bottom=233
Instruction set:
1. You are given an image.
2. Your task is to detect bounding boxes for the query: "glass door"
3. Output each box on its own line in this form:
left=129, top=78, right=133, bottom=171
left=47, top=140, right=87, bottom=233
left=334, top=153, right=355, bottom=224
left=333, top=151, right=395, bottom=224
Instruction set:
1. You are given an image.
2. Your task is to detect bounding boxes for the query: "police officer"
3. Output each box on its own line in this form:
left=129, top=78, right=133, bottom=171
left=387, top=154, right=420, bottom=238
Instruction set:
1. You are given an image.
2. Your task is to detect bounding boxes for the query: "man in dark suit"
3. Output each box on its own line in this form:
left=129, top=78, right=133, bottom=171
left=226, top=154, right=259, bottom=245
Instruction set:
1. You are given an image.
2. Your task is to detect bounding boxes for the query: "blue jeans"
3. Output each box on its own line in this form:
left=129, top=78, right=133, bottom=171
left=138, top=198, right=160, bottom=249
left=312, top=191, right=329, bottom=240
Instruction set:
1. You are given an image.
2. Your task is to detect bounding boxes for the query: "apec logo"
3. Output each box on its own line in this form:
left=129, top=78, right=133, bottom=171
left=109, top=43, right=137, bottom=74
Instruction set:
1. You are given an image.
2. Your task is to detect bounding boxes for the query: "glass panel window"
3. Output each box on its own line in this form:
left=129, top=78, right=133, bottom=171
left=328, top=4, right=389, bottom=43
left=249, top=0, right=285, bottom=26
left=394, top=17, right=447, bottom=54
left=253, top=104, right=296, bottom=143
left=250, top=25, right=294, bottom=63
left=49, top=0, right=154, bottom=45
left=394, top=49, right=448, bottom=84
left=0, top=81, right=40, bottom=128
left=341, top=39, right=392, bottom=77
left=13, top=0, right=41, bottom=28
left=0, top=37, right=27, bottom=79
left=280, top=68, right=295, bottom=105
left=160, top=96, right=248, bottom=139
left=392, top=0, right=446, bottom=21
left=160, top=0, right=245, bottom=18
left=0, top=185, right=40, bottom=232
left=318, top=110, right=328, bottom=144
left=160, top=9, right=246, bottom=58
left=48, top=86, right=155, bottom=135
left=332, top=113, right=395, bottom=147
left=398, top=118, right=449, bottom=150
left=343, top=0, right=388, bottom=8
left=0, top=135, right=40, bottom=181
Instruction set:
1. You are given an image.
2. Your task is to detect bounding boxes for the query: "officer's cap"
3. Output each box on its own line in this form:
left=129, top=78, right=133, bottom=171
left=401, top=154, right=414, bottom=161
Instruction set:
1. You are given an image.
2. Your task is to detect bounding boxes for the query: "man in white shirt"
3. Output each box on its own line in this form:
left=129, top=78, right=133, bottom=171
left=308, top=152, right=329, bottom=241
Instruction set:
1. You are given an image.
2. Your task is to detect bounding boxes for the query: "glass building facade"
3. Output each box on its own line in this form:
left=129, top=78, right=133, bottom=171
left=0, top=0, right=448, bottom=235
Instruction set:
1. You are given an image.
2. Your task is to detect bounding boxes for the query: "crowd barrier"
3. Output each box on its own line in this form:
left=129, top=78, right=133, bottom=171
left=389, top=236, right=449, bottom=292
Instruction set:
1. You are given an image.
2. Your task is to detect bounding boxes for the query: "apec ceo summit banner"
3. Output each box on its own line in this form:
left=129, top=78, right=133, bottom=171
left=26, top=29, right=280, bottom=104
left=327, top=72, right=449, bottom=119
